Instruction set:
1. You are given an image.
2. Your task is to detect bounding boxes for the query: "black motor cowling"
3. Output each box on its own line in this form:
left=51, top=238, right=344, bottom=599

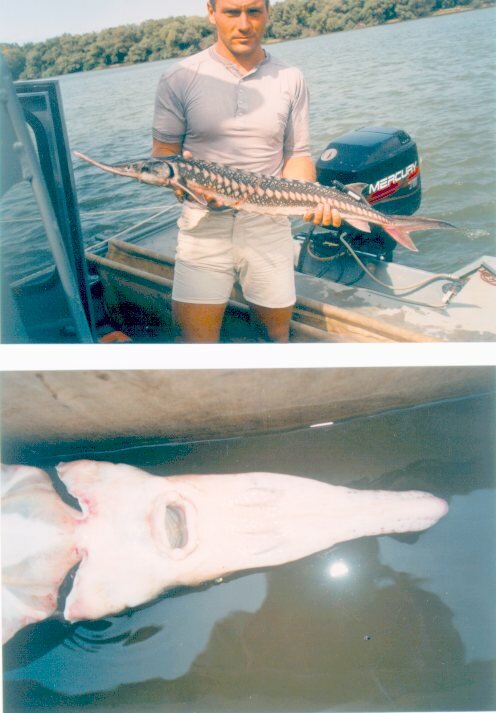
left=299, top=127, right=422, bottom=264
left=316, top=126, right=421, bottom=216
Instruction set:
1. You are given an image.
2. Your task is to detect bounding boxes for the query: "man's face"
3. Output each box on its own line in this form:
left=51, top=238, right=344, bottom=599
left=208, top=0, right=269, bottom=60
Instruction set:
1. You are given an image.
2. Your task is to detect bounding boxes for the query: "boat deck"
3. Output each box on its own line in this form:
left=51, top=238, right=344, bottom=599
left=86, top=219, right=496, bottom=343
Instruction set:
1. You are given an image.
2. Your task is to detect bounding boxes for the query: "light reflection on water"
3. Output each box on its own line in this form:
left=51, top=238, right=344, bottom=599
left=3, top=391, right=495, bottom=711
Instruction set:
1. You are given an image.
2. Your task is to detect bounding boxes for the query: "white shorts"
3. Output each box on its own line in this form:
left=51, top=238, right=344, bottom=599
left=172, top=205, right=296, bottom=308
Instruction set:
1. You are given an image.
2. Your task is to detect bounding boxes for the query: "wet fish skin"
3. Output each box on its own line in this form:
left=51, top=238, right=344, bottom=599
left=2, top=460, right=448, bottom=640
left=1, top=464, right=79, bottom=644
left=74, top=151, right=456, bottom=251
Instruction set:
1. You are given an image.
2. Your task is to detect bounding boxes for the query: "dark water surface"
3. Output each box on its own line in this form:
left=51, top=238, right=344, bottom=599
left=3, top=391, right=495, bottom=712
left=1, top=9, right=495, bottom=282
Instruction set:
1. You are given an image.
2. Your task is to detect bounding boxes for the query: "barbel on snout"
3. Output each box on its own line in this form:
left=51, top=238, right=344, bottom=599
left=74, top=151, right=456, bottom=251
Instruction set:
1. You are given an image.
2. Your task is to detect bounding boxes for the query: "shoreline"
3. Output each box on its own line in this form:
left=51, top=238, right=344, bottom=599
left=102, top=5, right=494, bottom=73
left=2, top=3, right=494, bottom=80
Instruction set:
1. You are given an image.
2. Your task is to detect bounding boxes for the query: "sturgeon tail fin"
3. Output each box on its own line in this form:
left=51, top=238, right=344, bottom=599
left=383, top=215, right=456, bottom=252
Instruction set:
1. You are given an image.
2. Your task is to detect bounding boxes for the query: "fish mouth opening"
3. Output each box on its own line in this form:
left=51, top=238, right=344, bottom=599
left=152, top=491, right=198, bottom=559
left=165, top=505, right=188, bottom=549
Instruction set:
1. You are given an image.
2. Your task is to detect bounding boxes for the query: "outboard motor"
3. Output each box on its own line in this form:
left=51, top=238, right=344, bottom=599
left=317, top=126, right=421, bottom=216
left=297, top=127, right=422, bottom=269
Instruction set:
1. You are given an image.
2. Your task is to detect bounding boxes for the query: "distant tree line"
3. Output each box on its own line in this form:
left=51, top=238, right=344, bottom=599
left=1, top=0, right=492, bottom=80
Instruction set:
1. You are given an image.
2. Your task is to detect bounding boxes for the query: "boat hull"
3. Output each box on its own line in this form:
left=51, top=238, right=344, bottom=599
left=2, top=366, right=493, bottom=457
left=85, top=232, right=496, bottom=343
left=87, top=239, right=438, bottom=343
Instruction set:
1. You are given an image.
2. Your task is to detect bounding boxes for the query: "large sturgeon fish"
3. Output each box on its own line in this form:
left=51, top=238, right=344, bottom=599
left=74, top=151, right=455, bottom=252
left=2, top=460, right=448, bottom=643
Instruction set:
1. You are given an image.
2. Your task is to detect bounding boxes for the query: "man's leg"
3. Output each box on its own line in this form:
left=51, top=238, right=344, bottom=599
left=172, top=206, right=235, bottom=343
left=172, top=300, right=228, bottom=343
left=235, top=213, right=295, bottom=342
left=247, top=303, right=294, bottom=343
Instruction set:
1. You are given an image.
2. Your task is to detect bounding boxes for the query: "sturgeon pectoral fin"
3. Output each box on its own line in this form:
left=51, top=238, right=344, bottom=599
left=1, top=463, right=80, bottom=643
left=176, top=182, right=209, bottom=206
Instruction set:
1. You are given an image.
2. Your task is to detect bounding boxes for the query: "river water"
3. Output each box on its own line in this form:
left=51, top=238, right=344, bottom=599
left=3, top=389, right=495, bottom=711
left=1, top=8, right=495, bottom=281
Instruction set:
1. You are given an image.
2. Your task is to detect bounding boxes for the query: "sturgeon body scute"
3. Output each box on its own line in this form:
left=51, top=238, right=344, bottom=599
left=74, top=152, right=456, bottom=252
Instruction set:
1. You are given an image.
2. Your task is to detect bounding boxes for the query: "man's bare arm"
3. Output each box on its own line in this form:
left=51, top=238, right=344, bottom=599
left=282, top=155, right=316, bottom=182
left=152, top=138, right=182, bottom=157
left=283, top=155, right=341, bottom=228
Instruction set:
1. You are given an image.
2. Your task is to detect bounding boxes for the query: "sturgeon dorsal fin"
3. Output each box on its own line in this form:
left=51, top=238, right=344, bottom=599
left=345, top=182, right=370, bottom=205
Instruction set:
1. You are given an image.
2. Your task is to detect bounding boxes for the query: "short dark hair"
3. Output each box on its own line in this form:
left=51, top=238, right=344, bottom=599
left=209, top=0, right=270, bottom=9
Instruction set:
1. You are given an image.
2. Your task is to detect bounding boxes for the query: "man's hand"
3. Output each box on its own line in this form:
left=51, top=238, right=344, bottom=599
left=303, top=204, right=342, bottom=227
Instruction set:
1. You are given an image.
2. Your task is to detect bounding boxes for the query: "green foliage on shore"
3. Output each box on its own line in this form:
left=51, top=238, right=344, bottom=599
left=1, top=0, right=492, bottom=80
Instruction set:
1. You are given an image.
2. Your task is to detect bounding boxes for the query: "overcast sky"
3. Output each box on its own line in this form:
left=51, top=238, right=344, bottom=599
left=1, top=0, right=212, bottom=44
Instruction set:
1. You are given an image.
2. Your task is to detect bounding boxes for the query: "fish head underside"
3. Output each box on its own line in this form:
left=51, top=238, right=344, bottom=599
left=1, top=461, right=448, bottom=642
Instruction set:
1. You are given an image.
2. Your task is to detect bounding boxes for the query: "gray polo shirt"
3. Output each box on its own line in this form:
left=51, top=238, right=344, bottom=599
left=152, top=46, right=311, bottom=177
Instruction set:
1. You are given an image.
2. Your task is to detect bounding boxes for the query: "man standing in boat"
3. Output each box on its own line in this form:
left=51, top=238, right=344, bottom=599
left=152, top=0, right=341, bottom=342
